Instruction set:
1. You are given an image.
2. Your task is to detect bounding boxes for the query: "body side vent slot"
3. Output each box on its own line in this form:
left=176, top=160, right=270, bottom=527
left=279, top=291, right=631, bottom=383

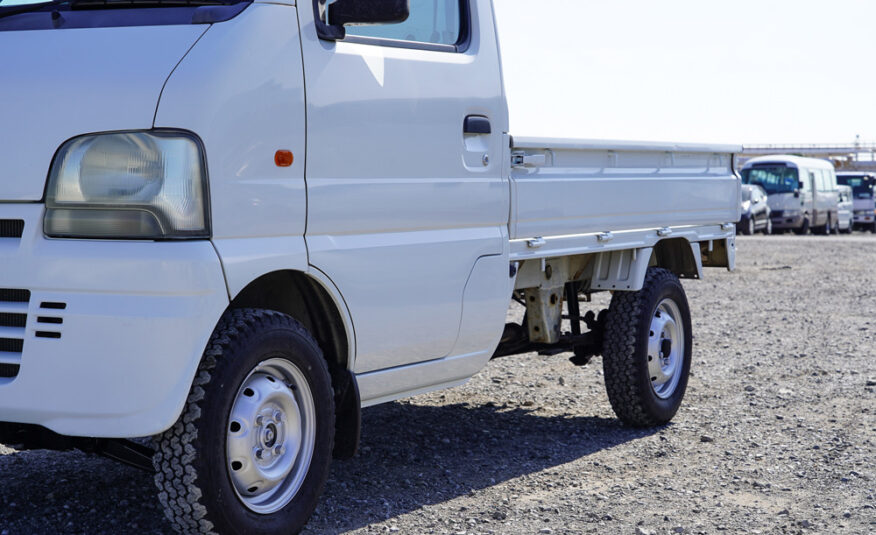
left=35, top=331, right=61, bottom=339
left=0, top=338, right=24, bottom=353
left=0, top=313, right=27, bottom=328
left=0, top=364, right=19, bottom=378
left=0, top=220, right=24, bottom=239
left=0, top=288, right=31, bottom=381
left=0, top=289, right=30, bottom=303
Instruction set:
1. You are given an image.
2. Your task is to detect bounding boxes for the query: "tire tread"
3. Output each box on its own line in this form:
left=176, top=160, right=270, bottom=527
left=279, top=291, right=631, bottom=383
left=602, top=268, right=681, bottom=427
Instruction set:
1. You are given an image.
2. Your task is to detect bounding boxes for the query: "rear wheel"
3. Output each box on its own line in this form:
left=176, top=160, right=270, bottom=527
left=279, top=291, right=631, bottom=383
left=601, top=268, right=692, bottom=426
left=763, top=218, right=772, bottom=235
left=153, top=309, right=335, bottom=535
left=816, top=217, right=831, bottom=235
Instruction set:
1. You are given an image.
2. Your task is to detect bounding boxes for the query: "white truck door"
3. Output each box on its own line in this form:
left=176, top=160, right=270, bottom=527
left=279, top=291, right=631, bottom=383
left=299, top=0, right=509, bottom=373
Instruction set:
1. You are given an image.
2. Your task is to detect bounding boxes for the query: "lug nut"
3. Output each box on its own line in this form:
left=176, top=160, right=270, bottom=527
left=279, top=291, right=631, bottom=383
left=274, top=411, right=283, bottom=422
left=274, top=446, right=283, bottom=456
left=255, top=415, right=263, bottom=426
left=255, top=448, right=263, bottom=459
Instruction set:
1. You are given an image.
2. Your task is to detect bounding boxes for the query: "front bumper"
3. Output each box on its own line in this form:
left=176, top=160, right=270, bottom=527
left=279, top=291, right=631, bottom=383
left=0, top=204, right=228, bottom=437
left=771, top=211, right=804, bottom=229
left=853, top=212, right=874, bottom=225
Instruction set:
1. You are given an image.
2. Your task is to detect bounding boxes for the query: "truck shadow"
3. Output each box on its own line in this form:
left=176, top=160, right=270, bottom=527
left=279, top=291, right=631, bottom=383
left=0, top=401, right=658, bottom=534
left=305, top=401, right=659, bottom=534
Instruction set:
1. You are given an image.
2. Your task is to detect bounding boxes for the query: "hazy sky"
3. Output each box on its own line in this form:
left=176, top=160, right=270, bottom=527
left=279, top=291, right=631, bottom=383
left=493, top=0, right=876, bottom=146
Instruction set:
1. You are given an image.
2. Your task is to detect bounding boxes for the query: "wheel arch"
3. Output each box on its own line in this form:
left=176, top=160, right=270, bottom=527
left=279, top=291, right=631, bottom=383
left=228, top=270, right=353, bottom=375
left=227, top=269, right=361, bottom=459
left=649, top=237, right=703, bottom=280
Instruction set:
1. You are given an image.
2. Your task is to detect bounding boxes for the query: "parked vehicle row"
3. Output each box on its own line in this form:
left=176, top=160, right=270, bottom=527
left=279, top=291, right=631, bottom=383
left=739, top=155, right=869, bottom=235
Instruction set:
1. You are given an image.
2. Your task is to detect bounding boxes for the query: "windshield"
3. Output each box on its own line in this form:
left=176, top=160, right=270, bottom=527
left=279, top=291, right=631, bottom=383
left=836, top=175, right=874, bottom=199
left=741, top=165, right=800, bottom=194
left=0, top=0, right=248, bottom=29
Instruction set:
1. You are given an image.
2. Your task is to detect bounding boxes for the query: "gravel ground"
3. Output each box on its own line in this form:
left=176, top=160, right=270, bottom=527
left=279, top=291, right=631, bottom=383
left=1, top=235, right=874, bottom=535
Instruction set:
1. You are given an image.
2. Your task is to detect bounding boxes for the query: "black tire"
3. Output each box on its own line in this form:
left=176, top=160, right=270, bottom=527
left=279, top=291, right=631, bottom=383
left=601, top=268, right=692, bottom=427
left=815, top=216, right=831, bottom=235
left=153, top=309, right=335, bottom=535
left=794, top=218, right=810, bottom=235
left=763, top=217, right=772, bottom=235
left=741, top=217, right=754, bottom=235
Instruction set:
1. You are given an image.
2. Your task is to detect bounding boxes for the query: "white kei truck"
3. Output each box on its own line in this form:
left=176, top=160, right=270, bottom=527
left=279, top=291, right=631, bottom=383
left=0, top=0, right=739, bottom=532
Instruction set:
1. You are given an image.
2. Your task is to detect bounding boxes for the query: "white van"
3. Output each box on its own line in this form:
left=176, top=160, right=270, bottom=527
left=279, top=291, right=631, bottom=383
left=741, top=155, right=839, bottom=234
left=837, top=172, right=876, bottom=231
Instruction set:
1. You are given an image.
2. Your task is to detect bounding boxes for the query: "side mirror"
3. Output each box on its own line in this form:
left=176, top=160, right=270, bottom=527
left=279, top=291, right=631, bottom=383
left=798, top=180, right=805, bottom=190
left=794, top=191, right=800, bottom=198
left=316, top=0, right=410, bottom=41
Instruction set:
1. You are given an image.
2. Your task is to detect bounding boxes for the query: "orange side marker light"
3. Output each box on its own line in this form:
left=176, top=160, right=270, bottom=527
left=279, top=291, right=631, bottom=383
left=275, top=150, right=294, bottom=167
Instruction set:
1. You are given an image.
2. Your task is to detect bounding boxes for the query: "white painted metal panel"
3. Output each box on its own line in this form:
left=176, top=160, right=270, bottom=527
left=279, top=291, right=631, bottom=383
left=510, top=138, right=740, bottom=241
left=299, top=0, right=510, bottom=373
left=0, top=204, right=228, bottom=437
left=0, top=25, right=206, bottom=201
left=155, top=4, right=309, bottom=293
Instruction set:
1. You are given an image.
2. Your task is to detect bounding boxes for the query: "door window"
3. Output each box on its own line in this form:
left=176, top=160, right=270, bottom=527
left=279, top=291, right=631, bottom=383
left=815, top=170, right=826, bottom=192
left=343, top=0, right=465, bottom=48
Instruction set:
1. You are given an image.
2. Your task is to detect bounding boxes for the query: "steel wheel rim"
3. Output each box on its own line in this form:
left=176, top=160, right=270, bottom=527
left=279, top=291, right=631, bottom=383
left=647, top=298, right=684, bottom=399
left=226, top=358, right=316, bottom=514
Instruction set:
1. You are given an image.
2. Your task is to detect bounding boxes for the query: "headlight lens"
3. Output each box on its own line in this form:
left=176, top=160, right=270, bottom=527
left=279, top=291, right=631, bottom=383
left=44, top=131, right=208, bottom=239
left=741, top=200, right=751, bottom=211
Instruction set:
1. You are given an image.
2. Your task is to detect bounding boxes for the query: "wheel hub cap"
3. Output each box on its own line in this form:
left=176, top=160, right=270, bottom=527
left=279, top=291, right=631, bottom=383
left=647, top=299, right=684, bottom=399
left=226, top=359, right=315, bottom=514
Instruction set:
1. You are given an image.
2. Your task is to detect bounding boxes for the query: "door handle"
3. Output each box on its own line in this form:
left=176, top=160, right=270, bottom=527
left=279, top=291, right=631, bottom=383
left=464, top=115, right=491, bottom=135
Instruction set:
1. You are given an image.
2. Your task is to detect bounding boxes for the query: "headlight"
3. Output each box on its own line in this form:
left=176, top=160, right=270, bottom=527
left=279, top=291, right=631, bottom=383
left=44, top=131, right=209, bottom=239
left=741, top=200, right=751, bottom=211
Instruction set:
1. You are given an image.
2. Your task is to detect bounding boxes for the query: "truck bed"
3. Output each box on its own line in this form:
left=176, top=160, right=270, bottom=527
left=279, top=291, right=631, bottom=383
left=510, top=136, right=741, bottom=258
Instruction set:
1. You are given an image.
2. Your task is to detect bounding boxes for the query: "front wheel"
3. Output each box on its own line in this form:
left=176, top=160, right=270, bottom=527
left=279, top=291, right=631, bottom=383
left=153, top=309, right=335, bottom=535
left=794, top=218, right=810, bottom=235
left=763, top=218, right=773, bottom=235
left=601, top=268, right=693, bottom=426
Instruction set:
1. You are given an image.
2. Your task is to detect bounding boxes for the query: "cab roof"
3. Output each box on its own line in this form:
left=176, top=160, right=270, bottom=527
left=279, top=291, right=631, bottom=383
left=742, top=155, right=835, bottom=170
